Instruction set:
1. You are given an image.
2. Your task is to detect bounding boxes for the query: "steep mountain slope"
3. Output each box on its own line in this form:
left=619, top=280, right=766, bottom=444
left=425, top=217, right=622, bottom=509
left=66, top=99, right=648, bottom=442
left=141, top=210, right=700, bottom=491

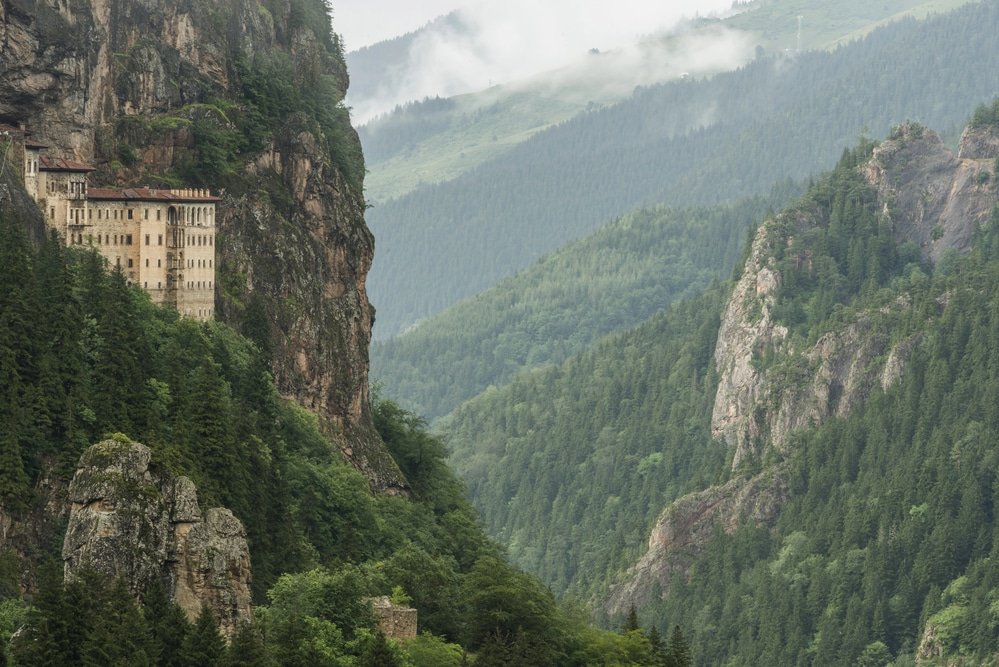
left=603, top=116, right=999, bottom=666
left=443, top=112, right=999, bottom=642
left=368, top=1, right=999, bottom=337
left=0, top=0, right=400, bottom=488
left=372, top=190, right=797, bottom=421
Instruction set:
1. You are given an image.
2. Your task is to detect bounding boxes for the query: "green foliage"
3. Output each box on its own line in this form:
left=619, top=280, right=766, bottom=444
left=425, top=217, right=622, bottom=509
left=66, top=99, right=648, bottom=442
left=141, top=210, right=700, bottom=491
left=402, top=633, right=465, bottom=667
left=180, top=607, right=225, bottom=667
left=0, top=214, right=617, bottom=664
left=969, top=97, right=999, bottom=129
left=443, top=285, right=730, bottom=600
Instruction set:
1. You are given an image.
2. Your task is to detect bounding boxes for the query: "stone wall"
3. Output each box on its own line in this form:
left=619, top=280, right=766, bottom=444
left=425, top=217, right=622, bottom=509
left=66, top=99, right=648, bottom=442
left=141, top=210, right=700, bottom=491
left=369, top=596, right=417, bottom=640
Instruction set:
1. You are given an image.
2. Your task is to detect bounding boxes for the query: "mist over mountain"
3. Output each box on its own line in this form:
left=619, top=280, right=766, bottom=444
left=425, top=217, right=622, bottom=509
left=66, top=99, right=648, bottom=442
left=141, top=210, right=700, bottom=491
left=365, top=0, right=999, bottom=339
left=345, top=0, right=736, bottom=123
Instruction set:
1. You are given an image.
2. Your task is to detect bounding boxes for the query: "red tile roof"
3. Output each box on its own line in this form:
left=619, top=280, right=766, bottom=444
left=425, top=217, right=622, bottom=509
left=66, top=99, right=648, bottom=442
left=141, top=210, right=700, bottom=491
left=24, top=138, right=48, bottom=149
left=88, top=187, right=221, bottom=203
left=39, top=155, right=94, bottom=172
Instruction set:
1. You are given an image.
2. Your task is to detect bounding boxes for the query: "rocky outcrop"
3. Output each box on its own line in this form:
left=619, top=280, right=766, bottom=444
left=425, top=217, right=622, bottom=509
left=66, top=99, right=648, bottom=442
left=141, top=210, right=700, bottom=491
left=864, top=123, right=997, bottom=261
left=713, top=123, right=997, bottom=469
left=605, top=469, right=788, bottom=617
left=957, top=123, right=999, bottom=160
left=1, top=0, right=406, bottom=491
left=63, top=438, right=251, bottom=638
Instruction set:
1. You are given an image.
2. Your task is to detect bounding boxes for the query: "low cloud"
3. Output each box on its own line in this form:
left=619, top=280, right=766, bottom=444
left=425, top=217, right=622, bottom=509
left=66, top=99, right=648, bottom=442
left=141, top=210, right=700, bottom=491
left=349, top=0, right=744, bottom=123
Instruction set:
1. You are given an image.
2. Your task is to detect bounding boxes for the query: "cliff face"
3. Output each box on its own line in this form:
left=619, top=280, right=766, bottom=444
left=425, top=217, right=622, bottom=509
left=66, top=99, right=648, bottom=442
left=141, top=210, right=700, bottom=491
left=63, top=438, right=252, bottom=638
left=608, top=123, right=998, bottom=616
left=0, top=0, right=405, bottom=490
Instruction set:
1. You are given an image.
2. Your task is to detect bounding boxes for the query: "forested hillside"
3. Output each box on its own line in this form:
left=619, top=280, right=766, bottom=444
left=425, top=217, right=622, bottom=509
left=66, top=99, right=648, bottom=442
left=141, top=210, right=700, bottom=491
left=442, top=113, right=999, bottom=664
left=372, top=187, right=799, bottom=420
left=368, top=0, right=999, bottom=337
left=0, top=217, right=669, bottom=666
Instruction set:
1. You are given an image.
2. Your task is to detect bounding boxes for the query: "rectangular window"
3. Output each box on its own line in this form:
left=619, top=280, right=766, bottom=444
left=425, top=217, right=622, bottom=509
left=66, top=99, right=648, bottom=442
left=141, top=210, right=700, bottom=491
left=157, top=210, right=161, bottom=221
left=50, top=207, right=55, bottom=219
left=128, top=209, right=133, bottom=220
left=144, top=209, right=148, bottom=220
left=157, top=259, right=161, bottom=268
left=145, top=259, right=149, bottom=267
left=126, top=235, right=133, bottom=245
left=127, top=259, right=133, bottom=268
left=158, top=234, right=163, bottom=246
left=145, top=234, right=150, bottom=245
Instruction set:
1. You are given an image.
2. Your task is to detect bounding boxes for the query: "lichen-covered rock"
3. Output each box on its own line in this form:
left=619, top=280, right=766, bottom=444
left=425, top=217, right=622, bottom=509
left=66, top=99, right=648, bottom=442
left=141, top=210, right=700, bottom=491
left=864, top=123, right=997, bottom=261
left=604, top=469, right=788, bottom=617
left=957, top=124, right=999, bottom=160
left=63, top=438, right=252, bottom=638
left=171, top=508, right=252, bottom=637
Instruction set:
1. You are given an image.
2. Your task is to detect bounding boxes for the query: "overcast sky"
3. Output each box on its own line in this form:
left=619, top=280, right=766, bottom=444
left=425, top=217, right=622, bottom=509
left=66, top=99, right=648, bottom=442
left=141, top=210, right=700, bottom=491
left=336, top=0, right=743, bottom=122
left=332, top=0, right=735, bottom=51
left=333, top=0, right=468, bottom=50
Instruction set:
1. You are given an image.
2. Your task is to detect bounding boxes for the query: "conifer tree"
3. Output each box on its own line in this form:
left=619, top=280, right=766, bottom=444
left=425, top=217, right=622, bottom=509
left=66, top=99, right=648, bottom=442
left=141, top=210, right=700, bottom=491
left=622, top=604, right=640, bottom=633
left=181, top=606, right=225, bottom=667
left=665, top=625, right=692, bottom=667
left=144, top=578, right=190, bottom=667
left=223, top=622, right=273, bottom=667
left=82, top=578, right=152, bottom=667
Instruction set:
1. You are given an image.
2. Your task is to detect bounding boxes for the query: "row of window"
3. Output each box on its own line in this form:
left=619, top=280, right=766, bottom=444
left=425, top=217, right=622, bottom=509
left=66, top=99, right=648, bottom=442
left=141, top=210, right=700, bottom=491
left=46, top=179, right=86, bottom=195
left=24, top=160, right=38, bottom=175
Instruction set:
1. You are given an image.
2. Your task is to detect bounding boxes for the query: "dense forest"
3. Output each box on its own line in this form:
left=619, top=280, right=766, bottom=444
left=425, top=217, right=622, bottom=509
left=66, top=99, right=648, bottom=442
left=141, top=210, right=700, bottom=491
left=367, top=0, right=999, bottom=337
left=441, top=121, right=999, bottom=663
left=0, top=217, right=675, bottom=665
left=372, top=187, right=799, bottom=420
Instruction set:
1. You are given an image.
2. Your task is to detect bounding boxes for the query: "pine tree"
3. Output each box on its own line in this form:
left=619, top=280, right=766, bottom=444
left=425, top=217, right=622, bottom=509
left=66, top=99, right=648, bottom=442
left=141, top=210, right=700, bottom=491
left=622, top=604, right=640, bottom=634
left=144, top=578, right=190, bottom=667
left=223, top=622, right=273, bottom=667
left=181, top=606, right=225, bottom=667
left=665, top=625, right=692, bottom=667
left=82, top=578, right=153, bottom=667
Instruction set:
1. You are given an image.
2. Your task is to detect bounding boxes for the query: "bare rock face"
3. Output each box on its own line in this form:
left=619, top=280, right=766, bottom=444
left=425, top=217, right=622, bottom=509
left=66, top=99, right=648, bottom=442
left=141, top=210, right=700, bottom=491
left=710, top=217, right=791, bottom=468
left=864, top=123, right=997, bottom=261
left=604, top=470, right=788, bottom=617
left=714, top=123, right=997, bottom=470
left=957, top=124, right=999, bottom=160
left=63, top=438, right=252, bottom=638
